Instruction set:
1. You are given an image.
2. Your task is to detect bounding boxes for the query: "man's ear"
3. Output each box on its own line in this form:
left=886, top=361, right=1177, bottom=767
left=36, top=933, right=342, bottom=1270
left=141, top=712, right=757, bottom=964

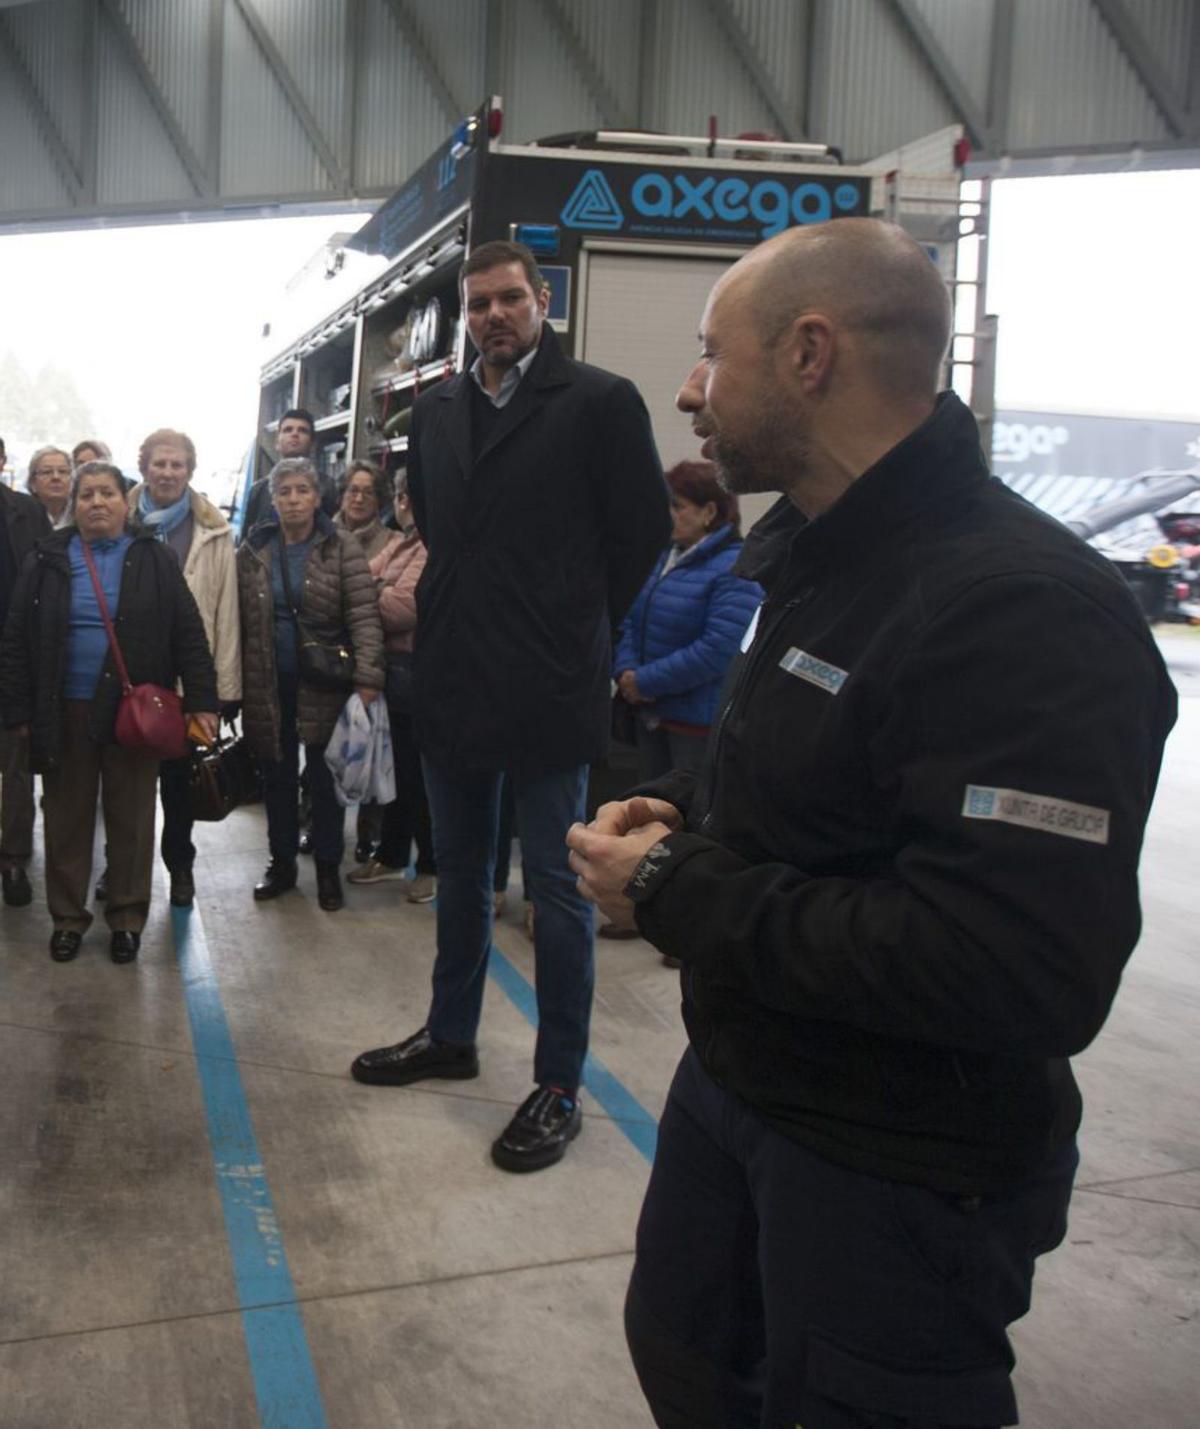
left=536, top=284, right=551, bottom=317
left=783, top=313, right=835, bottom=393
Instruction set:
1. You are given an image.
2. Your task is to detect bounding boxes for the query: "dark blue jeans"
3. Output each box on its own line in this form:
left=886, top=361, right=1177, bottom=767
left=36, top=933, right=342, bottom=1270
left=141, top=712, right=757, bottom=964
left=421, top=757, right=593, bottom=1091
left=261, top=675, right=344, bottom=865
left=626, top=1047, right=1078, bottom=1429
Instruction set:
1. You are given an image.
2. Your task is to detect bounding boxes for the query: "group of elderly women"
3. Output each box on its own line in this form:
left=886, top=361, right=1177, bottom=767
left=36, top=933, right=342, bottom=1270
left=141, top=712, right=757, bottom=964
left=0, top=436, right=432, bottom=964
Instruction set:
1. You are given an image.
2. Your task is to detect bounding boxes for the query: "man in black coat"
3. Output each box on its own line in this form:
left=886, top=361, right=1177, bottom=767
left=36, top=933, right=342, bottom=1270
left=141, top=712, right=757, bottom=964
left=352, top=240, right=669, bottom=1171
left=0, top=471, right=51, bottom=907
left=568, top=220, right=1177, bottom=1426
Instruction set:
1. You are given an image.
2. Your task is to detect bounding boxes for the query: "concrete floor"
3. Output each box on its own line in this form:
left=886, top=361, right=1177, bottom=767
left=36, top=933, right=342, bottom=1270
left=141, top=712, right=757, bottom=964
left=0, top=631, right=1197, bottom=1427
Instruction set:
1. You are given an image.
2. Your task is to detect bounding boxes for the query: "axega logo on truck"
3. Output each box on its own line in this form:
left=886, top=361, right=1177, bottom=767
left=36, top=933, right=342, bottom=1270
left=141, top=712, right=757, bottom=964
left=560, top=167, right=865, bottom=240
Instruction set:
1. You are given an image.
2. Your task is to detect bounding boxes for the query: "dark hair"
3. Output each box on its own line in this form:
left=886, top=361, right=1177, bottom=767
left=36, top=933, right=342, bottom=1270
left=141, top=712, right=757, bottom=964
left=666, top=460, right=741, bottom=536
left=138, top=427, right=196, bottom=476
left=70, top=460, right=128, bottom=512
left=280, top=408, right=317, bottom=436
left=0, top=436, right=6, bottom=458
left=461, top=240, right=544, bottom=295
left=340, top=458, right=392, bottom=510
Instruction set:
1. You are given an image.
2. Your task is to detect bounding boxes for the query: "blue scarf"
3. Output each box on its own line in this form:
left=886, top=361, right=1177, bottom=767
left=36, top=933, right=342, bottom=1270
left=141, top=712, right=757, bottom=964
left=138, top=485, right=192, bottom=540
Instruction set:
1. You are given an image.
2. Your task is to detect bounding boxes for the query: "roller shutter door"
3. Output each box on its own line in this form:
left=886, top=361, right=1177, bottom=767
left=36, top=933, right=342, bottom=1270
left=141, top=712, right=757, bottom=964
left=581, top=249, right=774, bottom=528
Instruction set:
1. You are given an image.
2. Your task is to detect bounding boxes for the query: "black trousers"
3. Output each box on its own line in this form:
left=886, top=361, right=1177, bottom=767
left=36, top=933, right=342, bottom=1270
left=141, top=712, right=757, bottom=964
left=375, top=704, right=435, bottom=874
left=261, top=675, right=344, bottom=864
left=159, top=754, right=195, bottom=873
left=626, top=1047, right=1077, bottom=1429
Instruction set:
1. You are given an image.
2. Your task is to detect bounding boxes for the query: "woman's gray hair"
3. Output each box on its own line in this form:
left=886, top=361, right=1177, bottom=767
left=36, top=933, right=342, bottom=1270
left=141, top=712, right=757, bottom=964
left=268, top=457, right=321, bottom=495
left=69, top=461, right=128, bottom=515
left=26, top=445, right=71, bottom=492
left=339, top=457, right=392, bottom=510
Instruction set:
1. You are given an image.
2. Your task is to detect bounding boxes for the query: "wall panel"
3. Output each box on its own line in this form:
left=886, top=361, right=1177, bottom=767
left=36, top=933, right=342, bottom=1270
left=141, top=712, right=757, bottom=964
left=1009, top=0, right=1169, bottom=151
left=814, top=0, right=957, bottom=160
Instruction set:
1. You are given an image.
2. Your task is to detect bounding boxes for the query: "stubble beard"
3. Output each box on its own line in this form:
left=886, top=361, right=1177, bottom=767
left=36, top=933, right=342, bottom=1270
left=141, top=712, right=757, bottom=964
left=710, top=401, right=811, bottom=498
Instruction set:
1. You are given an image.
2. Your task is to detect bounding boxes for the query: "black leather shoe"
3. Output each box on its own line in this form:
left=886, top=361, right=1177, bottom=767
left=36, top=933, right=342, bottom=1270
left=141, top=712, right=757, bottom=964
left=351, top=1027, right=479, bottom=1086
left=254, top=860, right=298, bottom=901
left=298, top=830, right=313, bottom=856
left=110, top=930, right=140, bottom=963
left=94, top=870, right=108, bottom=902
left=315, top=861, right=344, bottom=911
left=49, top=930, right=82, bottom=962
left=491, top=1086, right=582, bottom=1173
left=169, top=868, right=195, bottom=907
left=2, top=867, right=32, bottom=907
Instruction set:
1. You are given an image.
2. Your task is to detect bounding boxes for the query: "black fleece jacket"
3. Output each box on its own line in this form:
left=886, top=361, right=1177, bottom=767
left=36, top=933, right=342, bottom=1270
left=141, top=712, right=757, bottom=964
left=627, top=393, right=1177, bottom=1196
left=0, top=528, right=217, bottom=773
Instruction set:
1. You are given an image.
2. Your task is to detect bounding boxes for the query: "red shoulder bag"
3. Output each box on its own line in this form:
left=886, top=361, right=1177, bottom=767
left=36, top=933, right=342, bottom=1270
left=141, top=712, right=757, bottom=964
left=79, top=539, right=189, bottom=761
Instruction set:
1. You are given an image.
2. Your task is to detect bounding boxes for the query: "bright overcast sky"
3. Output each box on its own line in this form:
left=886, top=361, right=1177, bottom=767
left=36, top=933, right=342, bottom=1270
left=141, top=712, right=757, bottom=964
left=987, top=168, right=1200, bottom=421
left=0, top=211, right=367, bottom=482
left=0, top=168, right=1196, bottom=489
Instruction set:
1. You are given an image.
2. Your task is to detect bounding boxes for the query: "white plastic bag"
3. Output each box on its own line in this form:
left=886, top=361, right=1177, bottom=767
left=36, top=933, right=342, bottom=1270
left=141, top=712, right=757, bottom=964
left=324, top=694, right=394, bottom=808
left=366, top=699, right=395, bottom=804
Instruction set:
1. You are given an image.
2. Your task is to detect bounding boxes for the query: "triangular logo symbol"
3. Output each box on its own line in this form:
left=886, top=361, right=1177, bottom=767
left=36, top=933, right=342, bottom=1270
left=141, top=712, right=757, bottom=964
left=560, top=168, right=625, bottom=231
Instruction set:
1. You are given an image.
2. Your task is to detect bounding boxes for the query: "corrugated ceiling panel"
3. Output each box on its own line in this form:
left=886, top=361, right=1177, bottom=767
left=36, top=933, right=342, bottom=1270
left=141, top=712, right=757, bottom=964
left=1120, top=0, right=1194, bottom=96
left=1009, top=0, right=1170, bottom=149
left=501, top=0, right=603, bottom=144
left=96, top=12, right=196, bottom=202
left=354, top=0, right=471, bottom=190
left=561, top=0, right=643, bottom=128
left=5, top=0, right=85, bottom=170
left=220, top=0, right=334, bottom=197
left=731, top=0, right=807, bottom=129
left=119, top=0, right=210, bottom=168
left=654, top=0, right=777, bottom=139
left=254, top=0, right=349, bottom=174
left=413, top=0, right=485, bottom=124
left=0, top=40, right=75, bottom=210
left=815, top=0, right=956, bottom=161
left=913, top=0, right=993, bottom=111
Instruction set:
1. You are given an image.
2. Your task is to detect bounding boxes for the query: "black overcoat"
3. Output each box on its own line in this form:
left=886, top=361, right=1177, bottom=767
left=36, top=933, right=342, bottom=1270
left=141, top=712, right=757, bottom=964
left=0, top=528, right=218, bottom=772
left=408, top=325, right=669, bottom=772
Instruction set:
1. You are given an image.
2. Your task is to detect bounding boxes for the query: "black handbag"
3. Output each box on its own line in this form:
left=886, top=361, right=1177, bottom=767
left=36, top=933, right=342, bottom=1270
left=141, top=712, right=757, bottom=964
left=188, top=734, right=261, bottom=821
left=277, top=531, right=356, bottom=690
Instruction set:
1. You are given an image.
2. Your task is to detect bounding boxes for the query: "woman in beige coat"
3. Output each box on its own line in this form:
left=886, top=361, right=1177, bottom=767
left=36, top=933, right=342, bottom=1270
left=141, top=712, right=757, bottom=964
left=129, top=427, right=240, bottom=909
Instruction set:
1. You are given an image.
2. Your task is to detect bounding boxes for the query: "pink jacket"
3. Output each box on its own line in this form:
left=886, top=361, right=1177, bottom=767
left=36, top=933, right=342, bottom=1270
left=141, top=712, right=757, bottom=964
left=370, top=527, right=428, bottom=654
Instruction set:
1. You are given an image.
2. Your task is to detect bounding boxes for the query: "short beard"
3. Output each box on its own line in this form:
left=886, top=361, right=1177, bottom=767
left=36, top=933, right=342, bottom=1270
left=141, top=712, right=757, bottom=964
left=711, top=406, right=810, bottom=497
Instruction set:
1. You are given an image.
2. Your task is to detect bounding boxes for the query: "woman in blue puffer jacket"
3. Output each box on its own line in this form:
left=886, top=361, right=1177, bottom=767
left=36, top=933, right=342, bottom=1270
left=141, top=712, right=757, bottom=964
left=614, top=459, right=762, bottom=782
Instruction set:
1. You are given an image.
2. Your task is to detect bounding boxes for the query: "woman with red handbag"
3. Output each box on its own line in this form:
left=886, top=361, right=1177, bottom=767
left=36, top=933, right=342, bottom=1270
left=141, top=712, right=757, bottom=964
left=0, top=462, right=218, bottom=963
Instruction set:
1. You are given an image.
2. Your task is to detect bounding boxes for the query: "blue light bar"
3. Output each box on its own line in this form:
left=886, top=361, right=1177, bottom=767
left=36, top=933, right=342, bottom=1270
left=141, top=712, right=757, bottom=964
left=512, top=224, right=561, bottom=257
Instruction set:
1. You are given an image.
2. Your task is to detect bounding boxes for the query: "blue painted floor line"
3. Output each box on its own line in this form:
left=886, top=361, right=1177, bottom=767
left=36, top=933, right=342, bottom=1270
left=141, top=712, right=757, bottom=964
left=171, top=905, right=329, bottom=1429
left=486, top=943, right=660, bottom=1165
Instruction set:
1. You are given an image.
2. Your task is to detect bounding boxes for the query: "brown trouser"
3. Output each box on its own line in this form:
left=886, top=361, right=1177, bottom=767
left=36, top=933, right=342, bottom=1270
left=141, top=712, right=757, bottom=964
left=0, top=727, right=35, bottom=871
left=41, top=701, right=160, bottom=934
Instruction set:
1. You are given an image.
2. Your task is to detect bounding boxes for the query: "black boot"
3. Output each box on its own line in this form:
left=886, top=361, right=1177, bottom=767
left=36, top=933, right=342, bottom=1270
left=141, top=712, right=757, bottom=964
left=169, top=867, right=195, bottom=907
left=315, top=861, right=344, bottom=912
left=254, top=860, right=298, bottom=901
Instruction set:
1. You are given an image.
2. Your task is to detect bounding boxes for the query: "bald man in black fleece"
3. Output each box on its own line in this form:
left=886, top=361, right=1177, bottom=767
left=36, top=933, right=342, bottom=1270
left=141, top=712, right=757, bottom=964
left=570, top=219, right=1176, bottom=1429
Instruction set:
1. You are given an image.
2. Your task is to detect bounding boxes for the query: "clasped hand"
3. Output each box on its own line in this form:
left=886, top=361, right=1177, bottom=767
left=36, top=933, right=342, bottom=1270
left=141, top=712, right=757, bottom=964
left=566, top=796, right=682, bottom=930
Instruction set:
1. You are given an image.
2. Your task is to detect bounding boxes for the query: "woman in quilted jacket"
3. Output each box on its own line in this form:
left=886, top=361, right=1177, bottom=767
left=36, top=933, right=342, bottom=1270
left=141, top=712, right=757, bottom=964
left=613, top=459, right=762, bottom=783
left=237, top=458, right=384, bottom=912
